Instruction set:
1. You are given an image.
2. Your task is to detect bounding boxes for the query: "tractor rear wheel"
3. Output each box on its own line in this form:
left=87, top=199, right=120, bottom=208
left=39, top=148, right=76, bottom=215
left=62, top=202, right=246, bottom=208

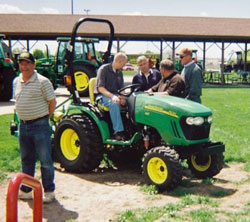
left=187, top=152, right=224, bottom=179
left=142, top=146, right=182, bottom=191
left=54, top=114, right=103, bottom=172
left=68, top=65, right=96, bottom=97
left=0, top=67, right=15, bottom=101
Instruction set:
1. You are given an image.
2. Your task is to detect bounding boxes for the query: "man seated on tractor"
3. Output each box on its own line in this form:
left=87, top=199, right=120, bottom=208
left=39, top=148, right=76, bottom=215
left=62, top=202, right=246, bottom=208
left=94, top=52, right=127, bottom=141
left=132, top=55, right=161, bottom=91
left=146, top=59, right=185, bottom=97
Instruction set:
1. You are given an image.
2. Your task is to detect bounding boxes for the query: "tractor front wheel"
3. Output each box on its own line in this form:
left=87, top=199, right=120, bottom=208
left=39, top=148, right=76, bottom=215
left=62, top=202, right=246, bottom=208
left=142, top=146, right=182, bottom=191
left=54, top=114, right=103, bottom=172
left=187, top=152, right=224, bottom=179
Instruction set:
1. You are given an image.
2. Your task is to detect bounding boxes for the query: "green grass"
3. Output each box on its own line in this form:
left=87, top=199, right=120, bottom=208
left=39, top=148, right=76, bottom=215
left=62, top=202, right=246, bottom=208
left=202, top=88, right=250, bottom=163
left=0, top=114, right=21, bottom=182
left=123, top=70, right=137, bottom=76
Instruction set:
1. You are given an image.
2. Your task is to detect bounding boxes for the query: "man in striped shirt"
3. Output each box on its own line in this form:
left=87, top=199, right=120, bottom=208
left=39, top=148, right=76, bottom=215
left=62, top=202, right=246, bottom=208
left=13, top=52, right=56, bottom=203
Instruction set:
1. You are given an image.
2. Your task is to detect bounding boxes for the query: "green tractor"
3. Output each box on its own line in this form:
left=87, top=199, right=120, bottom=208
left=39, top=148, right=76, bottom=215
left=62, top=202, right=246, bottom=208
left=35, top=35, right=108, bottom=96
left=0, top=35, right=16, bottom=101
left=11, top=18, right=225, bottom=192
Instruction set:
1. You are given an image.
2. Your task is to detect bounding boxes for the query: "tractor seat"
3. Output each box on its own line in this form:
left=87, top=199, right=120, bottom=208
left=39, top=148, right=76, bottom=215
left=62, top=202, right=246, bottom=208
left=89, top=78, right=109, bottom=111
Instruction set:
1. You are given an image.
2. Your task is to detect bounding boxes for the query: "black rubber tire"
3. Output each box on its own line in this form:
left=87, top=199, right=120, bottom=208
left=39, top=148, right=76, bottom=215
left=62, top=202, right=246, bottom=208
left=0, top=67, right=16, bottom=101
left=187, top=152, right=224, bottom=179
left=67, top=65, right=96, bottom=97
left=54, top=114, right=104, bottom=172
left=142, top=146, right=182, bottom=192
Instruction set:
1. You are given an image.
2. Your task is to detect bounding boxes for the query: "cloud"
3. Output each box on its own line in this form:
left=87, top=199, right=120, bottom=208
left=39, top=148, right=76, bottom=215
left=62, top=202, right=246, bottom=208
left=200, top=11, right=208, bottom=17
left=0, top=4, right=24, bottom=13
left=122, top=11, right=148, bottom=16
left=0, top=4, right=59, bottom=14
left=40, top=7, right=60, bottom=14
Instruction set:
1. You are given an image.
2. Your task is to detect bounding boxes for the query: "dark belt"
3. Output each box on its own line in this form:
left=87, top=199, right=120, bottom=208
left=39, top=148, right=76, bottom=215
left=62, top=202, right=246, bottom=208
left=20, top=115, right=49, bottom=124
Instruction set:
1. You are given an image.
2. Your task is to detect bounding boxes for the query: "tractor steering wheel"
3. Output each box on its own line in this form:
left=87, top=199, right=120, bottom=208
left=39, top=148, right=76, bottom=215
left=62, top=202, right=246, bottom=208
left=118, top=84, right=141, bottom=97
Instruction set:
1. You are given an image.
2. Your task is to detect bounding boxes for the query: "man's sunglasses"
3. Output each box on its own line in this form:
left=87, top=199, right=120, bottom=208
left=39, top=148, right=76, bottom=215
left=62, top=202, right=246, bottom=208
left=180, top=55, right=187, bottom=59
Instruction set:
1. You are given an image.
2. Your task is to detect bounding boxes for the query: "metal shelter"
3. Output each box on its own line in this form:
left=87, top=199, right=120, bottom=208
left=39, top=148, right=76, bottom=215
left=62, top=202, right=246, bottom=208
left=1, top=13, right=250, bottom=83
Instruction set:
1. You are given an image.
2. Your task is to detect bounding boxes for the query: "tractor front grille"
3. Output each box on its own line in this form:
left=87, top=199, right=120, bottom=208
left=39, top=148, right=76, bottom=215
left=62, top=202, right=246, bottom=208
left=171, top=120, right=181, bottom=138
left=180, top=117, right=211, bottom=140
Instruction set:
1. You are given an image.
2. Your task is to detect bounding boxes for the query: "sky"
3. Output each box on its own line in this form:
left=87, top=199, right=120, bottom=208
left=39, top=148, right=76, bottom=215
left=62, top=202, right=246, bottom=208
left=1, top=0, right=250, bottom=60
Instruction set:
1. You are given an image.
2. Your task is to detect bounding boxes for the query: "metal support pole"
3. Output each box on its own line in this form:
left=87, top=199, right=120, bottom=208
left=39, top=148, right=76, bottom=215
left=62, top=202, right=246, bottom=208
left=26, top=40, right=30, bottom=52
left=203, top=41, right=206, bottom=73
left=221, top=42, right=225, bottom=85
left=160, top=40, right=163, bottom=60
left=71, top=0, right=74, bottom=15
left=172, top=41, right=175, bottom=63
left=244, top=42, right=247, bottom=72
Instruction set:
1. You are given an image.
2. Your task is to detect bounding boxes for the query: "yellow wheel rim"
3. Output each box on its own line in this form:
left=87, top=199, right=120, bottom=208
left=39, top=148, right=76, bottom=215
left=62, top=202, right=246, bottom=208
left=60, top=129, right=80, bottom=160
left=191, top=155, right=211, bottom=172
left=74, top=71, right=89, bottom=92
left=147, top=157, right=168, bottom=184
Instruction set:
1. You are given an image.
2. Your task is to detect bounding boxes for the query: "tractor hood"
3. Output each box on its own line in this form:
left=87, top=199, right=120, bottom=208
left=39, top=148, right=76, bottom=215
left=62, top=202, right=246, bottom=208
left=133, top=93, right=212, bottom=146
left=135, top=93, right=211, bottom=118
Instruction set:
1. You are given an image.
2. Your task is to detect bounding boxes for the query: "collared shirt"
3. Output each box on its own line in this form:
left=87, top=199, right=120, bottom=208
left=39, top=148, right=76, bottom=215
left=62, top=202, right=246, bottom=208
left=151, top=71, right=185, bottom=97
left=181, top=61, right=203, bottom=103
left=181, top=61, right=195, bottom=76
left=94, top=63, right=124, bottom=94
left=132, top=68, right=161, bottom=91
left=13, top=71, right=55, bottom=121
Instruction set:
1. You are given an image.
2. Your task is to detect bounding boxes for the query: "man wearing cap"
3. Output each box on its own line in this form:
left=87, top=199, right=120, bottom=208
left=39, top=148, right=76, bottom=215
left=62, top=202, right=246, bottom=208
left=132, top=56, right=161, bottom=91
left=13, top=52, right=56, bottom=203
left=146, top=59, right=185, bottom=97
left=177, top=48, right=203, bottom=103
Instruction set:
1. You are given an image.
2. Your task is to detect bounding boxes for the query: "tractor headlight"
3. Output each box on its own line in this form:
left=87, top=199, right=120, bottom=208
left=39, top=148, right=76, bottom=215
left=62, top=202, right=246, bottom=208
left=186, top=117, right=204, bottom=126
left=207, top=115, right=213, bottom=123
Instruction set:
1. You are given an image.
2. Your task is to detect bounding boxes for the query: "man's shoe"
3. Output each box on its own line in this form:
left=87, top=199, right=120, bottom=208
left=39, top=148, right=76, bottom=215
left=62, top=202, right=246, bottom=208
left=111, top=131, right=126, bottom=141
left=43, top=192, right=55, bottom=203
left=18, top=190, right=33, bottom=200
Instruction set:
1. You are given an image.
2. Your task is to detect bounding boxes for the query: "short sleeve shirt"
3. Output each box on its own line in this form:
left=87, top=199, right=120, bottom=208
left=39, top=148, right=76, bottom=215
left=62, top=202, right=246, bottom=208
left=94, top=63, right=124, bottom=94
left=13, top=71, right=55, bottom=121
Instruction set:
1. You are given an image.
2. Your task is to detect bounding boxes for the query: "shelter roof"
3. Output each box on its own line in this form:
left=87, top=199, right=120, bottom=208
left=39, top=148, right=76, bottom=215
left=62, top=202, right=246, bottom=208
left=1, top=14, right=250, bottom=42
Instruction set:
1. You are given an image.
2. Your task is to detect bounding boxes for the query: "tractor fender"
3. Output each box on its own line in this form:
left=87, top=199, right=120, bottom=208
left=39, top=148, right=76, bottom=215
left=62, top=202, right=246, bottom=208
left=66, top=104, right=110, bottom=142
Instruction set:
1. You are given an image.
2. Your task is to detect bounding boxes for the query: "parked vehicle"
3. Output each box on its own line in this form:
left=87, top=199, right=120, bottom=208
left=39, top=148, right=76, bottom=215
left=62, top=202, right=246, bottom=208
left=36, top=35, right=112, bottom=96
left=0, top=35, right=16, bottom=101
left=123, top=62, right=135, bottom=71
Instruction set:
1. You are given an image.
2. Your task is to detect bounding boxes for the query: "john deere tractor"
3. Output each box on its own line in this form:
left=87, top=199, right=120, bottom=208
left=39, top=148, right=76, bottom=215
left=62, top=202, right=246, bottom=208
left=0, top=35, right=16, bottom=101
left=11, top=18, right=225, bottom=191
left=35, top=33, right=109, bottom=96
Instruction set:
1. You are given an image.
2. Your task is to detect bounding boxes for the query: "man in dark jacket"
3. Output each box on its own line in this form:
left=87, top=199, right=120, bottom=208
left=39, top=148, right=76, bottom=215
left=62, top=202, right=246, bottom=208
left=177, top=48, right=203, bottom=103
left=132, top=56, right=161, bottom=91
left=146, top=59, right=185, bottom=97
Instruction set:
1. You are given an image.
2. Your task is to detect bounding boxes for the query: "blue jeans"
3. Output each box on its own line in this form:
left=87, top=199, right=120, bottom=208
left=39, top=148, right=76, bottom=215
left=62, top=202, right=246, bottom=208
left=19, top=117, right=55, bottom=193
left=96, top=94, right=124, bottom=134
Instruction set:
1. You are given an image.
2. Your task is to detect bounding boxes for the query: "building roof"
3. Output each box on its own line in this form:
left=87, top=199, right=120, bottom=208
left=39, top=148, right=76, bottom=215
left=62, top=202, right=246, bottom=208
left=1, top=14, right=250, bottom=42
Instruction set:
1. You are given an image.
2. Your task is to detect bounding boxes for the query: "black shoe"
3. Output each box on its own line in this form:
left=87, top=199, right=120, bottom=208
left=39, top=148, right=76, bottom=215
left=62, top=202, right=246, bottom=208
left=111, top=131, right=126, bottom=141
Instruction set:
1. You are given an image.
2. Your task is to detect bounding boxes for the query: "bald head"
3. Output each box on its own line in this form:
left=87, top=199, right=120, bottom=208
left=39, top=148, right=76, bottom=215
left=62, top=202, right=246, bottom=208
left=112, top=52, right=128, bottom=70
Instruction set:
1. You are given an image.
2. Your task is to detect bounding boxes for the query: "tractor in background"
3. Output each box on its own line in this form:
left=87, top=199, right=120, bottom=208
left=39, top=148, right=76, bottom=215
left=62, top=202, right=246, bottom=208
left=35, top=35, right=108, bottom=96
left=0, top=35, right=16, bottom=101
